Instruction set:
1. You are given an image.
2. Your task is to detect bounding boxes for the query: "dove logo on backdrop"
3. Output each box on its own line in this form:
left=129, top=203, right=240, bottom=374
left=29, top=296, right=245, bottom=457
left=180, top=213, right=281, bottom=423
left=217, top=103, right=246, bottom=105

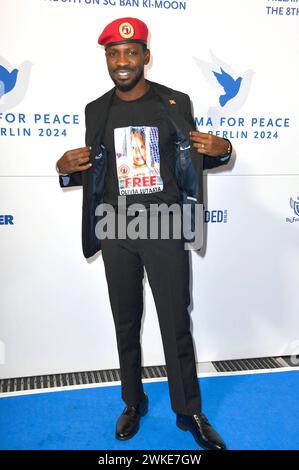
left=193, top=50, right=254, bottom=129
left=0, top=66, right=18, bottom=97
left=0, top=57, right=32, bottom=112
left=212, top=68, right=242, bottom=108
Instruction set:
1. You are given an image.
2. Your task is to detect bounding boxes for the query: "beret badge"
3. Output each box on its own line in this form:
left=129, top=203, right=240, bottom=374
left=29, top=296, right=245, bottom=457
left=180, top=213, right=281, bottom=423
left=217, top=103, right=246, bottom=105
left=119, top=22, right=135, bottom=39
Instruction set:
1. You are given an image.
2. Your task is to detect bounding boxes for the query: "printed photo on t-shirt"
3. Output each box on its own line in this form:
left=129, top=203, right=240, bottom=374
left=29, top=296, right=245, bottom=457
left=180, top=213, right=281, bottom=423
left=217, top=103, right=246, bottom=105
left=114, top=126, right=164, bottom=196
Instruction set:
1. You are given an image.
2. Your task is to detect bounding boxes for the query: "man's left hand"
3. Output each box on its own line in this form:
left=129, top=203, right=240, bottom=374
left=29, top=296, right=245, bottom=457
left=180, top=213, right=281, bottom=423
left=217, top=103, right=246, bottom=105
left=190, top=131, right=230, bottom=157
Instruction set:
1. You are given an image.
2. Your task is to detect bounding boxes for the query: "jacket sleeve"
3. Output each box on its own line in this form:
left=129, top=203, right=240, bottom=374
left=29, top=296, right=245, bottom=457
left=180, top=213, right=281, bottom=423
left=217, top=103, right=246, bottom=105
left=183, top=96, right=231, bottom=170
left=58, top=171, right=82, bottom=188
left=58, top=105, right=91, bottom=188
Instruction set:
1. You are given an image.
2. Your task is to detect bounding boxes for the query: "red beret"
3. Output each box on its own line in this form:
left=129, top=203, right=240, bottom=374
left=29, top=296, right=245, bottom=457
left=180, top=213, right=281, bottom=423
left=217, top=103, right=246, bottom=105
left=98, top=17, right=148, bottom=48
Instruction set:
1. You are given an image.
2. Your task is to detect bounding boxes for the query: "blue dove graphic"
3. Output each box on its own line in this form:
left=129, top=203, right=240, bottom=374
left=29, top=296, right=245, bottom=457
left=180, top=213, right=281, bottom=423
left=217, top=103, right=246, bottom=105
left=193, top=50, right=254, bottom=129
left=0, top=65, right=19, bottom=98
left=212, top=67, right=242, bottom=107
left=0, top=58, right=32, bottom=111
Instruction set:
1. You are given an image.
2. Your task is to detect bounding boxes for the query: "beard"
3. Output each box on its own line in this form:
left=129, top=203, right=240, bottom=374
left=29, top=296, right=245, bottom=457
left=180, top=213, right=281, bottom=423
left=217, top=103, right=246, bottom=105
left=109, top=67, right=144, bottom=92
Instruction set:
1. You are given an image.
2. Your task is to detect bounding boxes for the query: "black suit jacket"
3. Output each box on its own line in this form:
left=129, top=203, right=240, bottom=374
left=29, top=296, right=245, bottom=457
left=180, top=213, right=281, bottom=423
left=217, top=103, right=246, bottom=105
left=59, top=80, right=230, bottom=258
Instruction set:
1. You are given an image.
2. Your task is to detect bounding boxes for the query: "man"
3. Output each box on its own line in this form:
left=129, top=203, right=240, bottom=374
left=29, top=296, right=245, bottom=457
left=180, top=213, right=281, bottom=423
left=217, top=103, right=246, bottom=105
left=56, top=17, right=232, bottom=450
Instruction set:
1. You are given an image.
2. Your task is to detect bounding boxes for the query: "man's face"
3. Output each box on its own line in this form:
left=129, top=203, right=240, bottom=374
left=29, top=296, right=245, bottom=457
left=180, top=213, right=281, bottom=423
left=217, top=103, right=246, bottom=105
left=105, top=42, right=150, bottom=92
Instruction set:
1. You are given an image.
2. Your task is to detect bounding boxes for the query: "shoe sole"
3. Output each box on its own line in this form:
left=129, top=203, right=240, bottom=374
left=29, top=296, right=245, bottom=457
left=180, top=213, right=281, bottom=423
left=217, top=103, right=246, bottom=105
left=115, top=424, right=140, bottom=441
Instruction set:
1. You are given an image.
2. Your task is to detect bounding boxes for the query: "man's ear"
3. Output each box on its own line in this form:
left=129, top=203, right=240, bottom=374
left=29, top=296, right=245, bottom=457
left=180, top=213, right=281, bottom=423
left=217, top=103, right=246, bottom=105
left=144, top=49, right=150, bottom=65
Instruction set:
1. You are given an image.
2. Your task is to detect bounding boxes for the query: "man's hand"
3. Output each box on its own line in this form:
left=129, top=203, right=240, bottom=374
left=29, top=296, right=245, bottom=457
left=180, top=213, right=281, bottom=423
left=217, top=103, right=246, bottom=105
left=190, top=131, right=230, bottom=157
left=56, top=146, right=92, bottom=174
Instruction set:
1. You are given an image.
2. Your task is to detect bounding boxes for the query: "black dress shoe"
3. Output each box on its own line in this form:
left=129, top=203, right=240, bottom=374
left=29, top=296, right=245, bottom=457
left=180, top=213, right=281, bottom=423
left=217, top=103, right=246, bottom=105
left=115, top=393, right=149, bottom=440
left=176, top=412, right=226, bottom=450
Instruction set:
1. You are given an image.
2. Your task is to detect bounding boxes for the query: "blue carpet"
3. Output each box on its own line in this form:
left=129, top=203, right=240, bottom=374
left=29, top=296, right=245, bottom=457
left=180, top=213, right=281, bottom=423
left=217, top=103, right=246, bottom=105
left=0, top=371, right=298, bottom=450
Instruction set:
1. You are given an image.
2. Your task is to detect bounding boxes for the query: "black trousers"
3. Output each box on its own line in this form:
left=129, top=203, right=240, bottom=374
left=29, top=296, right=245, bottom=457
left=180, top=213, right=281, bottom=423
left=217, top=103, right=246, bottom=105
left=100, top=212, right=202, bottom=415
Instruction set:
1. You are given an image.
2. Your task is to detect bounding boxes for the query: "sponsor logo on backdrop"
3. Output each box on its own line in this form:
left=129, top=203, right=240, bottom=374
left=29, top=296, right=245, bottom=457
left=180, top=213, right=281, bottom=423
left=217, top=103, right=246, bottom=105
left=193, top=50, right=291, bottom=141
left=205, top=210, right=228, bottom=224
left=43, top=0, right=188, bottom=10
left=265, top=0, right=299, bottom=17
left=0, top=57, right=79, bottom=138
left=0, top=59, right=79, bottom=139
left=193, top=50, right=253, bottom=126
left=286, top=197, right=299, bottom=223
left=0, top=57, right=32, bottom=112
left=0, top=65, right=18, bottom=97
left=0, top=215, right=14, bottom=225
left=213, top=68, right=243, bottom=108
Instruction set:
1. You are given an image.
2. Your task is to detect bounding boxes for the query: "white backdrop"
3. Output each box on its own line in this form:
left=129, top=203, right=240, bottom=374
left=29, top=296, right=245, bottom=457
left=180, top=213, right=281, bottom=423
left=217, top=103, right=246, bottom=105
left=1, top=0, right=299, bottom=379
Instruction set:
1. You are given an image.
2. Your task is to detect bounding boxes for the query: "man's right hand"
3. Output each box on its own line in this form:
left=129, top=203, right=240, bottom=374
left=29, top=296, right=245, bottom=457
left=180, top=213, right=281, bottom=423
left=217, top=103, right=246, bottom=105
left=56, top=146, right=92, bottom=175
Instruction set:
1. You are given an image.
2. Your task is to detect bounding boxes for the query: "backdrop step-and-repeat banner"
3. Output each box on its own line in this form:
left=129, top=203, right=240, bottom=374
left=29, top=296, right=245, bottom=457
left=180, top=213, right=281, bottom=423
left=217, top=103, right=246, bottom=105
left=1, top=0, right=299, bottom=379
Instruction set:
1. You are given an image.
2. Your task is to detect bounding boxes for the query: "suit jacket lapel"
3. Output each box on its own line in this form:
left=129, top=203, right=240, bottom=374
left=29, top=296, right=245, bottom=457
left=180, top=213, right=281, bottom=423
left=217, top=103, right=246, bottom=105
left=88, top=87, right=116, bottom=147
left=149, top=81, right=194, bottom=136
